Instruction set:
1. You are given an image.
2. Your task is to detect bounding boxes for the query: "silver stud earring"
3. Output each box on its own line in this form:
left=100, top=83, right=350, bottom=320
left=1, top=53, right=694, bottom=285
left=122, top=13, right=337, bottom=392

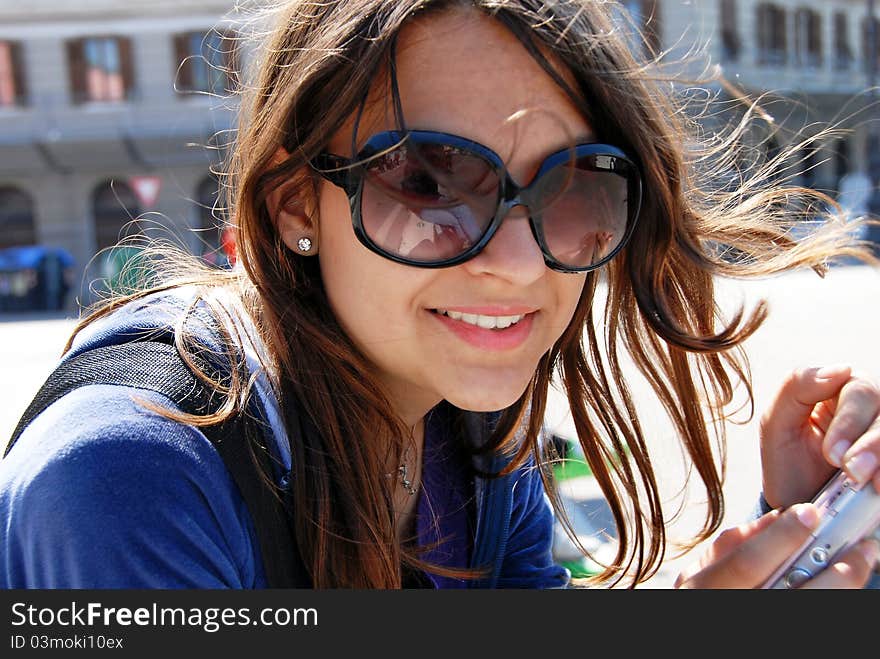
left=297, top=237, right=313, bottom=252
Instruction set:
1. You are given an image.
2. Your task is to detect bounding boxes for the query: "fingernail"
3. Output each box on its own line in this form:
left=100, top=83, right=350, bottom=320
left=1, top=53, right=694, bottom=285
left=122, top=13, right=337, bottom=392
left=829, top=440, right=850, bottom=468
left=815, top=364, right=851, bottom=380
left=793, top=503, right=819, bottom=529
left=858, top=538, right=880, bottom=567
left=844, top=452, right=878, bottom=485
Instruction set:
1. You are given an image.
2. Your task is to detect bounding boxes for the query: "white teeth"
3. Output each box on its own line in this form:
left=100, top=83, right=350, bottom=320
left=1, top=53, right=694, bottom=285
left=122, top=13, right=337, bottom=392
left=435, top=309, right=527, bottom=329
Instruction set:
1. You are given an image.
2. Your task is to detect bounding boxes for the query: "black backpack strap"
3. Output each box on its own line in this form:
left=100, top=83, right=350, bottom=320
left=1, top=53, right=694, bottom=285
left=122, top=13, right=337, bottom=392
left=4, top=341, right=310, bottom=588
left=6, top=342, right=217, bottom=453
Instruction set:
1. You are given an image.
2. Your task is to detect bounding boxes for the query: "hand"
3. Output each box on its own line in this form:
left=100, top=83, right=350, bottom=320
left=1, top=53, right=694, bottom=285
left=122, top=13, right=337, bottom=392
left=674, top=504, right=880, bottom=588
left=759, top=365, right=880, bottom=510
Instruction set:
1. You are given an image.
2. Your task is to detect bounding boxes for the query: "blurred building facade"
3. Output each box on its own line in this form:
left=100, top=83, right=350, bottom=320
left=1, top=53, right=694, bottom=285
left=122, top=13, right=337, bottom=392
left=0, top=0, right=877, bottom=310
left=637, top=0, right=878, bottom=196
left=0, top=0, right=237, bottom=306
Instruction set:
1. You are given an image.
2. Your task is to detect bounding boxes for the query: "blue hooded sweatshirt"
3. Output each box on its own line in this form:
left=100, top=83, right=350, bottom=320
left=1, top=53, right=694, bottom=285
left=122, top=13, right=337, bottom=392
left=0, top=289, right=570, bottom=589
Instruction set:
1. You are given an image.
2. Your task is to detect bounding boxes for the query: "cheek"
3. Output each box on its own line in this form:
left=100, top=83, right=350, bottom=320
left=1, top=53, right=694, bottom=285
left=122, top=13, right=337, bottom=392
left=317, top=192, right=376, bottom=333
left=554, top=274, right=588, bottom=330
left=318, top=227, right=382, bottom=338
left=317, top=193, right=430, bottom=346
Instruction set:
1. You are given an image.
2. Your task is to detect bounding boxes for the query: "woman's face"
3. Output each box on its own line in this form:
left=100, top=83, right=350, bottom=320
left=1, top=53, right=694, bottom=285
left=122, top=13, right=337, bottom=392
left=315, top=9, right=591, bottom=424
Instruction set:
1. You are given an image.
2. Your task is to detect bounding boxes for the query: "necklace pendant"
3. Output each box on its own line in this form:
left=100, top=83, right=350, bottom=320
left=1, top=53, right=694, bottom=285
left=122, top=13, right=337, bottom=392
left=398, top=464, right=416, bottom=496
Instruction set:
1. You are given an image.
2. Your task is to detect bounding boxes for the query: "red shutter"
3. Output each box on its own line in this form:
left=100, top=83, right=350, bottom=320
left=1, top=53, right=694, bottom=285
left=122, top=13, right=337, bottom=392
left=66, top=38, right=86, bottom=104
left=118, top=36, right=134, bottom=99
left=173, top=33, right=192, bottom=93
left=10, top=42, right=27, bottom=106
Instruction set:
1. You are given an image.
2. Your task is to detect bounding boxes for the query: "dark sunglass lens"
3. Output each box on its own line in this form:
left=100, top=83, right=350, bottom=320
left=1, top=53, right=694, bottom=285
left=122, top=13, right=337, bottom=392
left=359, top=142, right=499, bottom=263
left=537, top=159, right=631, bottom=269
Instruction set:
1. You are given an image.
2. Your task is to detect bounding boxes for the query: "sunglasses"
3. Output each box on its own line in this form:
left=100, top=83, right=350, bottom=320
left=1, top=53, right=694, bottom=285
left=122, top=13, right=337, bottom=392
left=311, top=130, right=642, bottom=273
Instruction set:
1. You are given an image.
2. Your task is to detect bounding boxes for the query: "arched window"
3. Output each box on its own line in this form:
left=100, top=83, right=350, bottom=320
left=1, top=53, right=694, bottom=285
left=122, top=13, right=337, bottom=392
left=756, top=3, right=787, bottom=66
left=91, top=179, right=140, bottom=250
left=794, top=8, right=822, bottom=68
left=0, top=186, right=36, bottom=248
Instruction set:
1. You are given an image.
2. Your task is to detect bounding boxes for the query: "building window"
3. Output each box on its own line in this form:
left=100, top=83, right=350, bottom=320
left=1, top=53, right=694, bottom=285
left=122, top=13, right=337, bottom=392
left=834, top=13, right=853, bottom=70
left=0, top=41, right=27, bottom=108
left=756, top=3, right=787, bottom=66
left=92, top=180, right=140, bottom=250
left=862, top=15, right=880, bottom=75
left=798, top=145, right=818, bottom=189
left=764, top=135, right=782, bottom=181
left=720, top=0, right=741, bottom=61
left=67, top=36, right=134, bottom=104
left=0, top=186, right=36, bottom=248
left=834, top=138, right=850, bottom=187
left=794, top=9, right=822, bottom=68
left=173, top=30, right=236, bottom=95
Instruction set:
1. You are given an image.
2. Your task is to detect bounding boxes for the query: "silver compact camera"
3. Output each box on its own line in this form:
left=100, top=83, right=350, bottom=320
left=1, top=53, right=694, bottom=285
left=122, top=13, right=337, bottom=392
left=762, top=470, right=880, bottom=589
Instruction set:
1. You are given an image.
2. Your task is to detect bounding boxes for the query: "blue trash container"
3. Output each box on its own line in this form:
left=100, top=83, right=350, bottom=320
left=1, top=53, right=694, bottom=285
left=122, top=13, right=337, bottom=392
left=0, top=245, right=75, bottom=312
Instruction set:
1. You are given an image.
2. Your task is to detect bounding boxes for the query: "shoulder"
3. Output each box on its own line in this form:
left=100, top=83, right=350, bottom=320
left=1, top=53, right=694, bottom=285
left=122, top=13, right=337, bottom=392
left=0, top=384, right=263, bottom=588
left=5, top=383, right=224, bottom=485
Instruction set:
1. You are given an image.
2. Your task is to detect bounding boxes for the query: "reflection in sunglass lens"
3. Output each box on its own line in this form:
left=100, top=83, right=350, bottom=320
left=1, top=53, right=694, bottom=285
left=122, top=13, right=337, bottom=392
left=537, top=161, right=630, bottom=269
left=360, top=143, right=499, bottom=262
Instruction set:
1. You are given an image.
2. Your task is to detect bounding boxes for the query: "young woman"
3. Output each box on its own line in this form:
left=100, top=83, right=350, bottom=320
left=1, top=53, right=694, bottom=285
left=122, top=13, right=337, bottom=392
left=2, top=0, right=879, bottom=589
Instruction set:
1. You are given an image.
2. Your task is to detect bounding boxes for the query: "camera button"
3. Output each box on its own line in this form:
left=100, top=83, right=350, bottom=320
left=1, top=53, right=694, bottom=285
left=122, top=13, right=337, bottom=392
left=784, top=568, right=812, bottom=589
left=810, top=547, right=830, bottom=565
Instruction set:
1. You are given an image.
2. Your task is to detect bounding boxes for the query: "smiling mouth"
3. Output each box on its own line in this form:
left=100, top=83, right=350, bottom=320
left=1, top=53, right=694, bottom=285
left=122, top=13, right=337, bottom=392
left=431, top=308, right=527, bottom=330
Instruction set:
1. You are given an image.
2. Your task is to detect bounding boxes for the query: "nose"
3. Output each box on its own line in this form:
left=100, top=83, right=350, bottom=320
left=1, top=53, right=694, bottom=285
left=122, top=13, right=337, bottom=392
left=460, top=204, right=546, bottom=284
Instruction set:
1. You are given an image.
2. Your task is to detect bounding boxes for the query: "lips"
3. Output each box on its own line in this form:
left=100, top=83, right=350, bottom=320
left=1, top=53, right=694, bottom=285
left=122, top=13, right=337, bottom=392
left=429, top=307, right=535, bottom=351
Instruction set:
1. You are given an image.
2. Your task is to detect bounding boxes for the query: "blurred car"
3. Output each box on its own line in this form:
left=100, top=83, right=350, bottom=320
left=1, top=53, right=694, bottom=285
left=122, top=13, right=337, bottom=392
left=546, top=432, right=619, bottom=580
left=0, top=245, right=75, bottom=312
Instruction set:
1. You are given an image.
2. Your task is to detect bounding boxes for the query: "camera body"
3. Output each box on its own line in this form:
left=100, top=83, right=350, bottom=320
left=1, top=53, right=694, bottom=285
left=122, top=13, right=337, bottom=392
left=762, top=470, right=880, bottom=589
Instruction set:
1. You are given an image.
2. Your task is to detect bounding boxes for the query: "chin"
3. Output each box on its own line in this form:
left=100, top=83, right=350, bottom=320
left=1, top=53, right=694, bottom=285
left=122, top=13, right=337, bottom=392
left=443, top=384, right=529, bottom=414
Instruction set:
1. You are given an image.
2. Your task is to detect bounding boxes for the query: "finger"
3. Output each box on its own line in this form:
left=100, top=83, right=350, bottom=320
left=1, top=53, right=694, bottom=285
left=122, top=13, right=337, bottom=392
left=761, top=365, right=852, bottom=442
left=835, top=418, right=880, bottom=487
left=809, top=399, right=835, bottom=435
left=673, top=510, right=781, bottom=587
left=822, top=376, right=880, bottom=476
left=798, top=538, right=880, bottom=589
left=677, top=504, right=819, bottom=589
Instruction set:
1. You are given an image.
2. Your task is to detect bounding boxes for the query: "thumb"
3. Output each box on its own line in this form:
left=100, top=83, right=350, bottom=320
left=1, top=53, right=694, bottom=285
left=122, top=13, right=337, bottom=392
left=761, top=364, right=852, bottom=437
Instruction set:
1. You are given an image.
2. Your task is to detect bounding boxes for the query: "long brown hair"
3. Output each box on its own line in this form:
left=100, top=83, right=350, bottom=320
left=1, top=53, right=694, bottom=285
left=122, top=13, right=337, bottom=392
left=71, top=0, right=878, bottom=587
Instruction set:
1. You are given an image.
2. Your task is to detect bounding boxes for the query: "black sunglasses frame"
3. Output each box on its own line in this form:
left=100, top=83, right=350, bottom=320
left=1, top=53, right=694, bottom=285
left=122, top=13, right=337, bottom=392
left=311, top=130, right=643, bottom=273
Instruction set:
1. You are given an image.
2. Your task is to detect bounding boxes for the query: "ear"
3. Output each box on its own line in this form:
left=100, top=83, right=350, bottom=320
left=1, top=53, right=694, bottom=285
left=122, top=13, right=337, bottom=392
left=265, top=147, right=319, bottom=255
